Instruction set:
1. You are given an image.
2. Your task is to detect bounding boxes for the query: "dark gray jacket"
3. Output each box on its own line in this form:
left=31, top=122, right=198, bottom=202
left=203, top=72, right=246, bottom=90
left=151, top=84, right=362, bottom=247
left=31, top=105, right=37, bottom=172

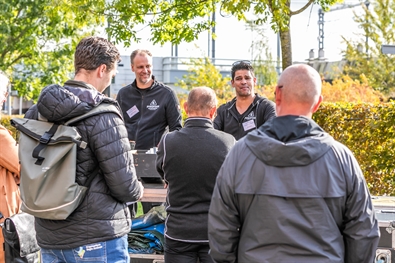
left=208, top=115, right=379, bottom=263
left=156, top=118, right=235, bottom=242
left=24, top=80, right=142, bottom=249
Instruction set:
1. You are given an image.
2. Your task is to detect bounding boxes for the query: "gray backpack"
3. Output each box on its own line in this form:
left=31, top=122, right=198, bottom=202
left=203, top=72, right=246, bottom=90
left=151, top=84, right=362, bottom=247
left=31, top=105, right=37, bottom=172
left=11, top=103, right=121, bottom=220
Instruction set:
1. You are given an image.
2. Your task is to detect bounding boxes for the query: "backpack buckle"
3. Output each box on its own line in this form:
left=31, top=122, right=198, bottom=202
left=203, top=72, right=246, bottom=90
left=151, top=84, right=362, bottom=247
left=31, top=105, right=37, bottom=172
left=39, top=131, right=53, bottom=144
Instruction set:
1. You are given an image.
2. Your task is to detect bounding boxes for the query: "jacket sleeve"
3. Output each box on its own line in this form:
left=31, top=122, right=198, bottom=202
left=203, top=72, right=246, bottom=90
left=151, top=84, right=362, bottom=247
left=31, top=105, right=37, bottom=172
left=90, top=112, right=142, bottom=203
left=213, top=106, right=224, bottom=131
left=339, top=146, right=380, bottom=262
left=166, top=89, right=182, bottom=132
left=0, top=125, right=20, bottom=182
left=155, top=133, right=167, bottom=179
left=208, top=147, right=241, bottom=263
left=258, top=99, right=276, bottom=127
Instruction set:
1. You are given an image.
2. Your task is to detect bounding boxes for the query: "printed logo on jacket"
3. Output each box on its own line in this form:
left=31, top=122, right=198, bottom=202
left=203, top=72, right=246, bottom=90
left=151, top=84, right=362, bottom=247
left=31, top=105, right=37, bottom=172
left=147, top=100, right=160, bottom=111
left=245, top=111, right=256, bottom=120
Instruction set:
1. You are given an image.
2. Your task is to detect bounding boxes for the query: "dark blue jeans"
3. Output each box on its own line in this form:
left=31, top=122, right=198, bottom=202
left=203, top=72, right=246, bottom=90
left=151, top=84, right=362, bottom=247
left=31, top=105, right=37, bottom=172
left=164, top=237, right=213, bottom=263
left=40, top=235, right=130, bottom=263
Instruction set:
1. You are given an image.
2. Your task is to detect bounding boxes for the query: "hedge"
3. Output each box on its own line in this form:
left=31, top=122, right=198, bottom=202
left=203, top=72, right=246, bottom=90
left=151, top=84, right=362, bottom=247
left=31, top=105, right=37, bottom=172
left=2, top=102, right=394, bottom=195
left=314, top=102, right=395, bottom=195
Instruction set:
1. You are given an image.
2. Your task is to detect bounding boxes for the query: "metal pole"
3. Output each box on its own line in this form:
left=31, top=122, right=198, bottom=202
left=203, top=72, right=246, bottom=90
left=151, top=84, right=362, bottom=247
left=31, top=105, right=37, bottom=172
left=212, top=10, right=216, bottom=59
left=19, top=96, right=22, bottom=115
left=276, top=32, right=281, bottom=75
left=318, top=9, right=324, bottom=59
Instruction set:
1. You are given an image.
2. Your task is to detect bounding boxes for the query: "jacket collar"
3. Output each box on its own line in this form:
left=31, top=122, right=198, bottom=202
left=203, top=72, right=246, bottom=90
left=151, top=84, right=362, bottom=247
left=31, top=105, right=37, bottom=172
left=132, top=76, right=157, bottom=91
left=184, top=117, right=213, bottom=128
left=64, top=80, right=96, bottom=91
left=227, top=93, right=262, bottom=110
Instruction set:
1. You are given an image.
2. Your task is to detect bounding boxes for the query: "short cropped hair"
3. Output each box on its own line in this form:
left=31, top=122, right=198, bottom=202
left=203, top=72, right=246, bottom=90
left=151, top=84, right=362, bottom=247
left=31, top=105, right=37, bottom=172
left=187, top=87, right=217, bottom=116
left=130, top=49, right=152, bottom=65
left=231, top=62, right=255, bottom=80
left=74, top=36, right=120, bottom=75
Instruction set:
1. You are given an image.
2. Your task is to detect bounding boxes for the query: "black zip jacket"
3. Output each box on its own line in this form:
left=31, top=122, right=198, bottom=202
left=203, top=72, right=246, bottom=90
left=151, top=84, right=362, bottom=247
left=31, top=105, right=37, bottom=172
left=116, top=77, right=182, bottom=150
left=156, top=118, right=235, bottom=242
left=213, top=94, right=276, bottom=140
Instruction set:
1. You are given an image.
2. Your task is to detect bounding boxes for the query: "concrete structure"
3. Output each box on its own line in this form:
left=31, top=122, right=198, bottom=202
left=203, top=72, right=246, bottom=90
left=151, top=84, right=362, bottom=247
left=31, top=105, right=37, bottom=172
left=2, top=55, right=344, bottom=115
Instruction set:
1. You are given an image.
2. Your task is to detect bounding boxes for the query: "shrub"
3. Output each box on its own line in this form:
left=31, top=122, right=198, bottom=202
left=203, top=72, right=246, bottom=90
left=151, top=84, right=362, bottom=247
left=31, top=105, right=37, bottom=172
left=322, top=75, right=384, bottom=103
left=314, top=102, right=395, bottom=195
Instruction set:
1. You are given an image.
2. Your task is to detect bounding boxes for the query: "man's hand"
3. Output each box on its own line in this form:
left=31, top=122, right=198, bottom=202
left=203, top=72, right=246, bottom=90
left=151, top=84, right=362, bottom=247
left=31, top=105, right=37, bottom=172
left=137, top=181, right=144, bottom=200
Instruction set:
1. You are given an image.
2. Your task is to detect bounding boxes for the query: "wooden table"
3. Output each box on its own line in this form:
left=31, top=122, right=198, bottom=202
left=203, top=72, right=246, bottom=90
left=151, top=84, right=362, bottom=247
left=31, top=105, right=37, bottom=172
left=140, top=183, right=167, bottom=203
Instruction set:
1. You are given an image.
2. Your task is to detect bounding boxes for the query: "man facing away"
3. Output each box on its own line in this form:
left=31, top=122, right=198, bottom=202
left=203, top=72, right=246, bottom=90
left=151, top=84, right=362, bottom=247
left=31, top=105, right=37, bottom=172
left=116, top=49, right=182, bottom=150
left=208, top=64, right=380, bottom=263
left=156, top=87, right=235, bottom=263
left=0, top=71, right=21, bottom=263
left=214, top=60, right=276, bottom=140
left=24, top=36, right=144, bottom=263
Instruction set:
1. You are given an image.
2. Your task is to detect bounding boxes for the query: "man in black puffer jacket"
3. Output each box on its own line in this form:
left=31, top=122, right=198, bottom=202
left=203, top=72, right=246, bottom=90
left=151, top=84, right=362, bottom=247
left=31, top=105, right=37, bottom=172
left=24, top=36, right=144, bottom=263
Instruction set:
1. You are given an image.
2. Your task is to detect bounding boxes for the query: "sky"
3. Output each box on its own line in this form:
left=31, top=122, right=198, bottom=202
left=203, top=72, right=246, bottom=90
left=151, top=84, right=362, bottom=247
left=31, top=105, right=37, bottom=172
left=116, top=1, right=367, bottom=63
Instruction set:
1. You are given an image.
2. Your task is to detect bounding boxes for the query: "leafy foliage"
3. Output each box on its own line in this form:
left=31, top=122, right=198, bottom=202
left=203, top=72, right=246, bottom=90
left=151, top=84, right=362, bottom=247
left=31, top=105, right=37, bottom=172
left=175, top=57, right=233, bottom=105
left=0, top=0, right=103, bottom=101
left=314, top=102, right=395, bottom=195
left=322, top=75, right=384, bottom=103
left=106, top=0, right=341, bottom=69
left=246, top=20, right=279, bottom=86
left=341, top=0, right=395, bottom=94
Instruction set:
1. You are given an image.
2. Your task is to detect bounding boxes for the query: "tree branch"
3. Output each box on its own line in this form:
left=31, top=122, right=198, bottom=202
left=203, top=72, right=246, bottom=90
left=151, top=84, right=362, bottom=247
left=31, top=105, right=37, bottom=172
left=290, top=0, right=314, bottom=16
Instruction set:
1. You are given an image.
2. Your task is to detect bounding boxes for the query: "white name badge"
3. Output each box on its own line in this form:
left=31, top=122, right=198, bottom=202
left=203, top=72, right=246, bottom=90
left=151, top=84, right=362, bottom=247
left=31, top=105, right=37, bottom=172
left=126, top=105, right=139, bottom=118
left=242, top=119, right=256, bottom=131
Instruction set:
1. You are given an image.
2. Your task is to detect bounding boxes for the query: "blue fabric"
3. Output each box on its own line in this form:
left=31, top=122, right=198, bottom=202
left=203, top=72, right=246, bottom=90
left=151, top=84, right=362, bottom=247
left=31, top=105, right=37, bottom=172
left=40, top=236, right=129, bottom=263
left=140, top=223, right=165, bottom=235
left=131, top=206, right=166, bottom=230
left=128, top=206, right=166, bottom=254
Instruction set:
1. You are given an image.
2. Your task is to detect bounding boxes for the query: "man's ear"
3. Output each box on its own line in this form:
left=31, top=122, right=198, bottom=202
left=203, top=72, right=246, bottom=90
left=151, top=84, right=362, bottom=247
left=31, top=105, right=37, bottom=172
left=131, top=64, right=135, bottom=73
left=312, top=95, right=323, bottom=113
left=98, top=64, right=107, bottom=77
left=183, top=101, right=188, bottom=114
left=209, top=106, right=217, bottom=120
left=274, top=85, right=282, bottom=105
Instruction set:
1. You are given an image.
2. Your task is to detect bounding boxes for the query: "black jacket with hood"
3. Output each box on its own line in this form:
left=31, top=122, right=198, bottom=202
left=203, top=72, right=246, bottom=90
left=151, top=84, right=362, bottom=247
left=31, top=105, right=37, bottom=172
left=213, top=94, right=276, bottom=140
left=208, top=115, right=379, bottom=263
left=24, top=80, right=142, bottom=249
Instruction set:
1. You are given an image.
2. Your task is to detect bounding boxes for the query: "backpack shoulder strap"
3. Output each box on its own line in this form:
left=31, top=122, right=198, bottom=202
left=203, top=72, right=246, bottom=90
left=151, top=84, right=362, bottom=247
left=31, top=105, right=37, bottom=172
left=65, top=103, right=122, bottom=126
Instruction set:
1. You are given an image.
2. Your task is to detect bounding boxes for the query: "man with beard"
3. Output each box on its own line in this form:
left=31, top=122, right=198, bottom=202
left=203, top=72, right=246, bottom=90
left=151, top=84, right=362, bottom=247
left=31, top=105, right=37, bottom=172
left=116, top=49, right=182, bottom=214
left=116, top=49, right=182, bottom=151
left=214, top=60, right=276, bottom=140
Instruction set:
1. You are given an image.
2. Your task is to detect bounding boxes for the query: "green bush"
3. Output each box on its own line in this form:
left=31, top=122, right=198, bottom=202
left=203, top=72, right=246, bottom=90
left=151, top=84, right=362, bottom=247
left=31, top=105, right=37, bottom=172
left=1, top=115, right=22, bottom=140
left=4, top=102, right=395, bottom=196
left=314, top=102, right=395, bottom=195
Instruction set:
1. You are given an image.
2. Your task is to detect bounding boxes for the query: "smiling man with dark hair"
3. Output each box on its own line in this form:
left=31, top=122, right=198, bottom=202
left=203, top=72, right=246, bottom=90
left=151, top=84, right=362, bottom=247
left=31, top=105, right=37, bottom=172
left=214, top=60, right=276, bottom=140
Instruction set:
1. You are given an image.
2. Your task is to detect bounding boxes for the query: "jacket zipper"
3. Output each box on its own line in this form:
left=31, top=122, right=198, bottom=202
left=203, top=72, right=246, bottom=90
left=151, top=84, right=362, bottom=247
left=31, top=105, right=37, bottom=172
left=134, top=91, right=144, bottom=143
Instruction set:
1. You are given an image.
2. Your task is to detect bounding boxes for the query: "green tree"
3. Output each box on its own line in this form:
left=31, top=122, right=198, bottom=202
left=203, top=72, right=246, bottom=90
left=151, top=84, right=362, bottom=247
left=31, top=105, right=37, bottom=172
left=246, top=20, right=278, bottom=86
left=175, top=57, right=233, bottom=105
left=106, top=0, right=341, bottom=70
left=0, top=0, right=103, bottom=101
left=341, top=0, right=395, bottom=95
